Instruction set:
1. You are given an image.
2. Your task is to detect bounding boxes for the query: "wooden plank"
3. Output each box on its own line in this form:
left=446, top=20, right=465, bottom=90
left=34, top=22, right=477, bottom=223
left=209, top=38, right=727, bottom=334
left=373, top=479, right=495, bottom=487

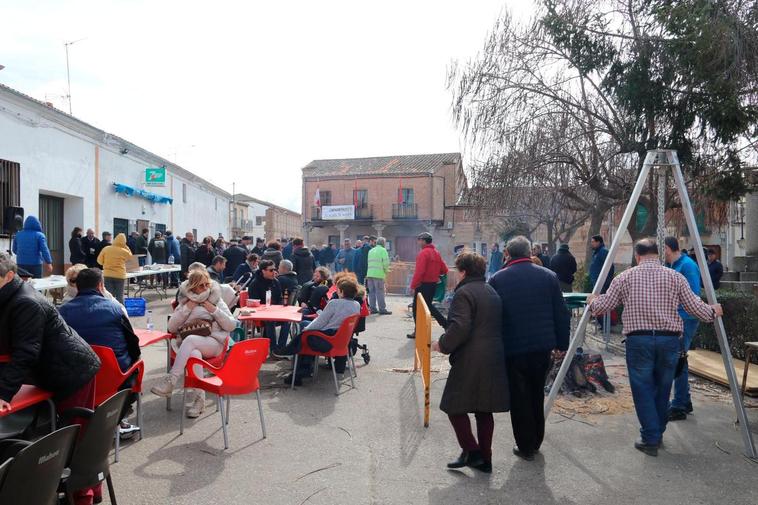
left=688, top=349, right=758, bottom=397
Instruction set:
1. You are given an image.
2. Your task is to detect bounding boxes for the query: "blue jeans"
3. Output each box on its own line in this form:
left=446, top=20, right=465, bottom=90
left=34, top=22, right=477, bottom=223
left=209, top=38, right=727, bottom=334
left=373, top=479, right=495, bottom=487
left=625, top=334, right=679, bottom=445
left=670, top=319, right=699, bottom=411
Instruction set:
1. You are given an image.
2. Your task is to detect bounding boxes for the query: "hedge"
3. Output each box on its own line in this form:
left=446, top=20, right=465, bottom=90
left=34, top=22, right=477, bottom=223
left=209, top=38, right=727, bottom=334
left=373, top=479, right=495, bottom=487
left=693, top=290, right=758, bottom=364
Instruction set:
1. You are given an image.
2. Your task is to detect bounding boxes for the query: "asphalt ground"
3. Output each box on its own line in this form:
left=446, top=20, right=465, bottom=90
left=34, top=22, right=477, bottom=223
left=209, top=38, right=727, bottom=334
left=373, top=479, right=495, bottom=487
left=111, top=293, right=758, bottom=505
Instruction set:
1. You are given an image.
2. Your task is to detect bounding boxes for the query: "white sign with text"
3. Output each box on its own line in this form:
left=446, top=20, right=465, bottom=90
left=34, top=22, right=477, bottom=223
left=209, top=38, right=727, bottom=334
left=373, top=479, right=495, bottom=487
left=321, top=205, right=355, bottom=220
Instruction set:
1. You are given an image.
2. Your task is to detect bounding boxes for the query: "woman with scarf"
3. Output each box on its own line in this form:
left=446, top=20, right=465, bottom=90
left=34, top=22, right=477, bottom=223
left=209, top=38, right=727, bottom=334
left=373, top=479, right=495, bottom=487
left=151, top=269, right=236, bottom=418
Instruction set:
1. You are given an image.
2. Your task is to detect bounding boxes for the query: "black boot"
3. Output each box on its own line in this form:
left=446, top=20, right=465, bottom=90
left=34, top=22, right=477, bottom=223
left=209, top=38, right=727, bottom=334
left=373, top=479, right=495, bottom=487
left=447, top=451, right=468, bottom=469
left=446, top=450, right=484, bottom=469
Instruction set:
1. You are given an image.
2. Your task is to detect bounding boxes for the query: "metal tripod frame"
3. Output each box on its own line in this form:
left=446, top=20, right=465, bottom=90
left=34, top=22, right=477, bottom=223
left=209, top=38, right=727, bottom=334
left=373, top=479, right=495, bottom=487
left=544, top=149, right=756, bottom=458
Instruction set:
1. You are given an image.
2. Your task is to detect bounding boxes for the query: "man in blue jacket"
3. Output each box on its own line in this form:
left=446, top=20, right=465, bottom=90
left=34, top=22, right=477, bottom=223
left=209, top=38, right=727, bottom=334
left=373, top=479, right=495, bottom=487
left=663, top=236, right=701, bottom=421
left=11, top=215, right=53, bottom=278
left=336, top=239, right=355, bottom=272
left=590, top=235, right=614, bottom=333
left=489, top=236, right=570, bottom=460
left=58, top=267, right=141, bottom=437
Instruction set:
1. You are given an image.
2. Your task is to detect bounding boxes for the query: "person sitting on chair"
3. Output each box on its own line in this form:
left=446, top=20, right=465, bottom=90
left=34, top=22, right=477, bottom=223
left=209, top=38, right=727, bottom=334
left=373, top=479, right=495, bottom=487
left=275, top=277, right=360, bottom=385
left=207, top=255, right=227, bottom=284
left=151, top=269, right=237, bottom=419
left=58, top=268, right=141, bottom=438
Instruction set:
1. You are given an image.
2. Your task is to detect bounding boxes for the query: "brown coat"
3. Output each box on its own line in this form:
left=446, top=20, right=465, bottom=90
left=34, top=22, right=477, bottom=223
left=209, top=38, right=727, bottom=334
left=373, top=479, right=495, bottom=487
left=438, top=275, right=509, bottom=415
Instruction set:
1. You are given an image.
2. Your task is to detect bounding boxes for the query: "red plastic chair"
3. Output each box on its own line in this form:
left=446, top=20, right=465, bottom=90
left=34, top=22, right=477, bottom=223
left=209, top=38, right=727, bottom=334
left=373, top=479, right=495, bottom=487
left=180, top=338, right=270, bottom=449
left=90, top=345, right=145, bottom=462
left=293, top=314, right=360, bottom=395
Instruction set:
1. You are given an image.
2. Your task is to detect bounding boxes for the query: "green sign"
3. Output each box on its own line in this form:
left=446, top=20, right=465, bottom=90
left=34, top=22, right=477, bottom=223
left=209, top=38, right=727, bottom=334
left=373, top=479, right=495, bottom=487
left=145, top=167, right=166, bottom=187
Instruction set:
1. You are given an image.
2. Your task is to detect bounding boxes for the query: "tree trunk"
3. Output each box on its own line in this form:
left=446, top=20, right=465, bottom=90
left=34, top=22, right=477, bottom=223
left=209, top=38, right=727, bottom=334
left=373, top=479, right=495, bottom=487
left=546, top=219, right=555, bottom=254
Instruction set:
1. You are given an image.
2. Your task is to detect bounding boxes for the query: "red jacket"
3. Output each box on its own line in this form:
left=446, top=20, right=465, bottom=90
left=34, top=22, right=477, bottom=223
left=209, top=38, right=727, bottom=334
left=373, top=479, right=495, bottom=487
left=410, top=244, right=448, bottom=290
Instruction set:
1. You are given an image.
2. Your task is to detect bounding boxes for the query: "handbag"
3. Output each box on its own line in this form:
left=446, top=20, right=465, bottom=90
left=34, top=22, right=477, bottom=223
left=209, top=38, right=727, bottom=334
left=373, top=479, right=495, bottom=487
left=177, top=319, right=212, bottom=339
left=674, top=336, right=688, bottom=378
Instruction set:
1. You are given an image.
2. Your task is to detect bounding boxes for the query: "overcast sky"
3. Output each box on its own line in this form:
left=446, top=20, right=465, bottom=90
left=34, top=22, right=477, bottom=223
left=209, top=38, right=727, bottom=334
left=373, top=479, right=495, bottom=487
left=1, top=0, right=534, bottom=211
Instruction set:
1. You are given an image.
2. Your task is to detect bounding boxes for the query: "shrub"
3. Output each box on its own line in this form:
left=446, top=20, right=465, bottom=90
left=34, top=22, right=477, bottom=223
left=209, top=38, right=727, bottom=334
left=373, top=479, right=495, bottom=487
left=693, top=290, right=758, bottom=363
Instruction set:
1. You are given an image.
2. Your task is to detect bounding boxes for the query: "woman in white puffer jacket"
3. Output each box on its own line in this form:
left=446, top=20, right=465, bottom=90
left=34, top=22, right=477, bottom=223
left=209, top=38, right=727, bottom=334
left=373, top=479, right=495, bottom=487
left=151, top=269, right=237, bottom=418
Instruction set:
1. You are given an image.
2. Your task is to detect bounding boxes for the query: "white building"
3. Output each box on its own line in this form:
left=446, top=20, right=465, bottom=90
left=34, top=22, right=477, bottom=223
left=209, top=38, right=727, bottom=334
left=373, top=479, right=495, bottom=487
left=0, top=83, right=230, bottom=272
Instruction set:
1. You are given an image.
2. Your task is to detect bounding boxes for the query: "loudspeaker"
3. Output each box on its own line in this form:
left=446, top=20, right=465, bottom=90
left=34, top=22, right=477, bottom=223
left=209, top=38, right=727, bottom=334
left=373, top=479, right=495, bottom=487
left=3, top=206, right=24, bottom=234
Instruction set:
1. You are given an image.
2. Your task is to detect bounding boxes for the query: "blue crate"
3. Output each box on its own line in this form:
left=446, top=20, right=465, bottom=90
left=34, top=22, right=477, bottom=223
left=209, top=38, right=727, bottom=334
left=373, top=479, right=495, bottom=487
left=124, top=297, right=146, bottom=317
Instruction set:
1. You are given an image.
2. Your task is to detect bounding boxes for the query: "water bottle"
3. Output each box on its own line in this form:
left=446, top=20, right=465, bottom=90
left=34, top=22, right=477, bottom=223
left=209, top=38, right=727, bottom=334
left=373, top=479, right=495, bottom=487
left=168, top=255, right=175, bottom=265
left=146, top=310, right=154, bottom=331
left=265, top=289, right=272, bottom=307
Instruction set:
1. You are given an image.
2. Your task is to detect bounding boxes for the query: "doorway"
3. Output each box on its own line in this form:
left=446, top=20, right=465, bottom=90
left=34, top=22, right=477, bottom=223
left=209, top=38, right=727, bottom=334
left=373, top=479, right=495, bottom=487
left=38, top=194, right=64, bottom=274
left=395, top=236, right=420, bottom=262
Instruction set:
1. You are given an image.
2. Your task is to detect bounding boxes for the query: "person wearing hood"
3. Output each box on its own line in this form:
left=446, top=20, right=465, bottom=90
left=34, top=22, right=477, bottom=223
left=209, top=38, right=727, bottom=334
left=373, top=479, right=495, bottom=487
left=291, top=238, right=315, bottom=285
left=69, top=227, right=86, bottom=265
left=261, top=240, right=284, bottom=269
left=11, top=215, right=53, bottom=278
left=247, top=259, right=283, bottom=350
left=549, top=243, right=577, bottom=293
left=97, top=233, right=132, bottom=303
left=152, top=269, right=236, bottom=418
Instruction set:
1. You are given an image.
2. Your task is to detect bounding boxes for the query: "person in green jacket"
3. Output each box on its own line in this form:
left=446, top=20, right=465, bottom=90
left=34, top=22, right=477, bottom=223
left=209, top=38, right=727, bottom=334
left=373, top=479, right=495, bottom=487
left=366, top=236, right=391, bottom=315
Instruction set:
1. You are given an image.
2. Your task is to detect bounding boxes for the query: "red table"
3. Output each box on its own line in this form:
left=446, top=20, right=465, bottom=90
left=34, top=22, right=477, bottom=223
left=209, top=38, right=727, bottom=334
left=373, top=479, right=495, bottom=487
left=134, top=328, right=174, bottom=410
left=238, top=305, right=302, bottom=337
left=1, top=384, right=56, bottom=431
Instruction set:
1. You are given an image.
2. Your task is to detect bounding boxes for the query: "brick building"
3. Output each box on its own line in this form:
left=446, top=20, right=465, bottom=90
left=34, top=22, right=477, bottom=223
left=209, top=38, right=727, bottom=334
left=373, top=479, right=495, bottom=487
left=233, top=194, right=302, bottom=243
left=302, top=153, right=509, bottom=262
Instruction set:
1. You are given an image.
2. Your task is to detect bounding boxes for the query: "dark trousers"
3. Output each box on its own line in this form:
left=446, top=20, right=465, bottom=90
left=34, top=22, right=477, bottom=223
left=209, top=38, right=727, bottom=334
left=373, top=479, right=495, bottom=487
left=506, top=350, right=552, bottom=454
left=18, top=264, right=42, bottom=279
left=281, top=328, right=346, bottom=375
left=413, top=283, right=447, bottom=328
left=448, top=412, right=495, bottom=462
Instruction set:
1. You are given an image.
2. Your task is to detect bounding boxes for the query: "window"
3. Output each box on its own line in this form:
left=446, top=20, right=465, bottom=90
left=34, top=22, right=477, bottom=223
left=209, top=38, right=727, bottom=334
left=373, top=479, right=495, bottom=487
left=400, top=188, right=414, bottom=204
left=0, top=159, right=21, bottom=234
left=256, top=216, right=264, bottom=226
left=113, top=218, right=129, bottom=238
left=320, top=190, right=332, bottom=206
left=328, top=235, right=340, bottom=247
left=353, top=189, right=368, bottom=208
left=155, top=223, right=166, bottom=235
left=182, top=183, right=187, bottom=204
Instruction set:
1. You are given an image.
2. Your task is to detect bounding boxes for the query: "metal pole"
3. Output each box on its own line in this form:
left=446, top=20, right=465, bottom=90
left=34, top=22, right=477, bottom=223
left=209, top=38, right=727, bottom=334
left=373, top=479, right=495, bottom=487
left=668, top=150, right=756, bottom=458
left=545, top=150, right=656, bottom=415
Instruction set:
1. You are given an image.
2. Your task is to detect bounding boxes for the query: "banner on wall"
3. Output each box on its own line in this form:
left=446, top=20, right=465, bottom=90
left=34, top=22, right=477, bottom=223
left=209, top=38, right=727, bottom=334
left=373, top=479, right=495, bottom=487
left=321, top=205, right=355, bottom=220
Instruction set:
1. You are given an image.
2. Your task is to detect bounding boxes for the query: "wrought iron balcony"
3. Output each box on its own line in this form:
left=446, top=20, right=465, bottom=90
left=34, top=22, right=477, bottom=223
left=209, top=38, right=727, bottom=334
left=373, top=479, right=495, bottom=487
left=392, top=203, right=418, bottom=219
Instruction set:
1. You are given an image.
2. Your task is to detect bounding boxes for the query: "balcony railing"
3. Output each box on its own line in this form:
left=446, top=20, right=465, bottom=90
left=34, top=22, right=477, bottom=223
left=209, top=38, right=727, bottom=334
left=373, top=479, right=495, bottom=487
left=311, top=206, right=323, bottom=220
left=392, top=203, right=418, bottom=219
left=310, top=205, right=374, bottom=221
left=232, top=218, right=256, bottom=232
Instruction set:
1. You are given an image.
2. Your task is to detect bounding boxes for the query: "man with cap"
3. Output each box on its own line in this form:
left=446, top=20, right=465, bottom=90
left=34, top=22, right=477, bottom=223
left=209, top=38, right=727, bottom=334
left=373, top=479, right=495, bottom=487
left=549, top=243, right=577, bottom=292
left=408, top=232, right=448, bottom=338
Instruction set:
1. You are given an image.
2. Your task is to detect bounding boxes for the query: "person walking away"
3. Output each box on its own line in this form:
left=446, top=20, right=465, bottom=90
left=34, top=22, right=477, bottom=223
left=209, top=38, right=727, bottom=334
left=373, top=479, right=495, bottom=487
left=353, top=236, right=373, bottom=285
left=366, top=236, right=391, bottom=315
left=261, top=240, right=284, bottom=269
left=320, top=243, right=336, bottom=272
left=487, top=244, right=503, bottom=279
left=291, top=238, right=315, bottom=285
left=195, top=236, right=215, bottom=267
left=135, top=228, right=149, bottom=267
left=663, top=236, right=701, bottom=421
left=165, top=231, right=181, bottom=287
left=550, top=244, right=577, bottom=292
left=69, top=227, right=86, bottom=265
left=180, top=232, right=197, bottom=280
left=97, top=233, right=132, bottom=304
left=590, top=235, right=614, bottom=332
left=588, top=238, right=721, bottom=456
left=0, top=253, right=102, bottom=504
left=407, top=232, right=448, bottom=338
left=222, top=239, right=248, bottom=280
left=58, top=268, right=141, bottom=437
left=82, top=228, right=101, bottom=268
left=11, top=215, right=53, bottom=278
left=488, top=236, right=570, bottom=461
left=431, top=252, right=508, bottom=473
left=336, top=239, right=355, bottom=272
left=151, top=269, right=237, bottom=418
left=706, top=249, right=723, bottom=290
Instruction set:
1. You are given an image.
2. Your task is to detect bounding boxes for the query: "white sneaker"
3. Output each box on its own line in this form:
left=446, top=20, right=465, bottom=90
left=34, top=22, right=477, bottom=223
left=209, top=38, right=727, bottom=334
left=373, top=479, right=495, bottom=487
left=186, top=391, right=206, bottom=418
left=150, top=374, right=178, bottom=397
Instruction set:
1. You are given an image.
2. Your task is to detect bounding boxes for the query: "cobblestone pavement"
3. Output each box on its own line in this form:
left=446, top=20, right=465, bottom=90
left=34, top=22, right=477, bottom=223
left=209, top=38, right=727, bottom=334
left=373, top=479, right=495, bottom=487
left=112, top=293, right=758, bottom=505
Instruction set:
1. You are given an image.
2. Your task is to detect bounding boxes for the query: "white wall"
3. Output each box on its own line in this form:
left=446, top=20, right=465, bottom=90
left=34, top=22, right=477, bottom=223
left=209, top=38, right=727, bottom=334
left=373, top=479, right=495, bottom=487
left=0, top=90, right=230, bottom=257
left=246, top=201, right=268, bottom=240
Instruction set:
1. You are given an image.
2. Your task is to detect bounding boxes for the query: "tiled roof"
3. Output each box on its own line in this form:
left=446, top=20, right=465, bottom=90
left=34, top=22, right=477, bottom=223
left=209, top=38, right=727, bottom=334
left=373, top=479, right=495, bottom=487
left=302, top=153, right=461, bottom=178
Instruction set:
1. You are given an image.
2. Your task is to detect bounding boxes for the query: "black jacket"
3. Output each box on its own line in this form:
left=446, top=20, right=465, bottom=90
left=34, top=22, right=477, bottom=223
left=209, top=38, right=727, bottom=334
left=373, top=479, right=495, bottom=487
left=0, top=276, right=100, bottom=402
left=195, top=244, right=215, bottom=267
left=292, top=247, right=315, bottom=285
left=489, top=259, right=571, bottom=357
left=69, top=236, right=86, bottom=265
left=298, top=280, right=329, bottom=311
left=223, top=245, right=248, bottom=279
left=549, top=249, right=577, bottom=285
left=248, top=269, right=282, bottom=305
left=82, top=236, right=101, bottom=268
left=277, top=272, right=300, bottom=303
left=207, top=266, right=224, bottom=283
left=180, top=238, right=197, bottom=275
left=320, top=246, right=336, bottom=264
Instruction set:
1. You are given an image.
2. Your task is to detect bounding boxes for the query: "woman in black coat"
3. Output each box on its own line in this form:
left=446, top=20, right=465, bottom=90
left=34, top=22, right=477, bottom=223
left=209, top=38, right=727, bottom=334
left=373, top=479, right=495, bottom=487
left=69, top=227, right=86, bottom=265
left=432, top=252, right=508, bottom=473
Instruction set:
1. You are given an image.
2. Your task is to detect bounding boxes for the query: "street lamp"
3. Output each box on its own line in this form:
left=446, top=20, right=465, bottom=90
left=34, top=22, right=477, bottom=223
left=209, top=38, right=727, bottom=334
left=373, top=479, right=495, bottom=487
left=64, top=38, right=86, bottom=115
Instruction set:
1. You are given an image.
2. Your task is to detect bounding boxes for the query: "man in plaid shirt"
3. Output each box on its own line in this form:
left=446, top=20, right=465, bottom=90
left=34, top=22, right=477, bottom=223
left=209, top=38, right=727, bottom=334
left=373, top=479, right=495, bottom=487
left=588, top=238, right=722, bottom=456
